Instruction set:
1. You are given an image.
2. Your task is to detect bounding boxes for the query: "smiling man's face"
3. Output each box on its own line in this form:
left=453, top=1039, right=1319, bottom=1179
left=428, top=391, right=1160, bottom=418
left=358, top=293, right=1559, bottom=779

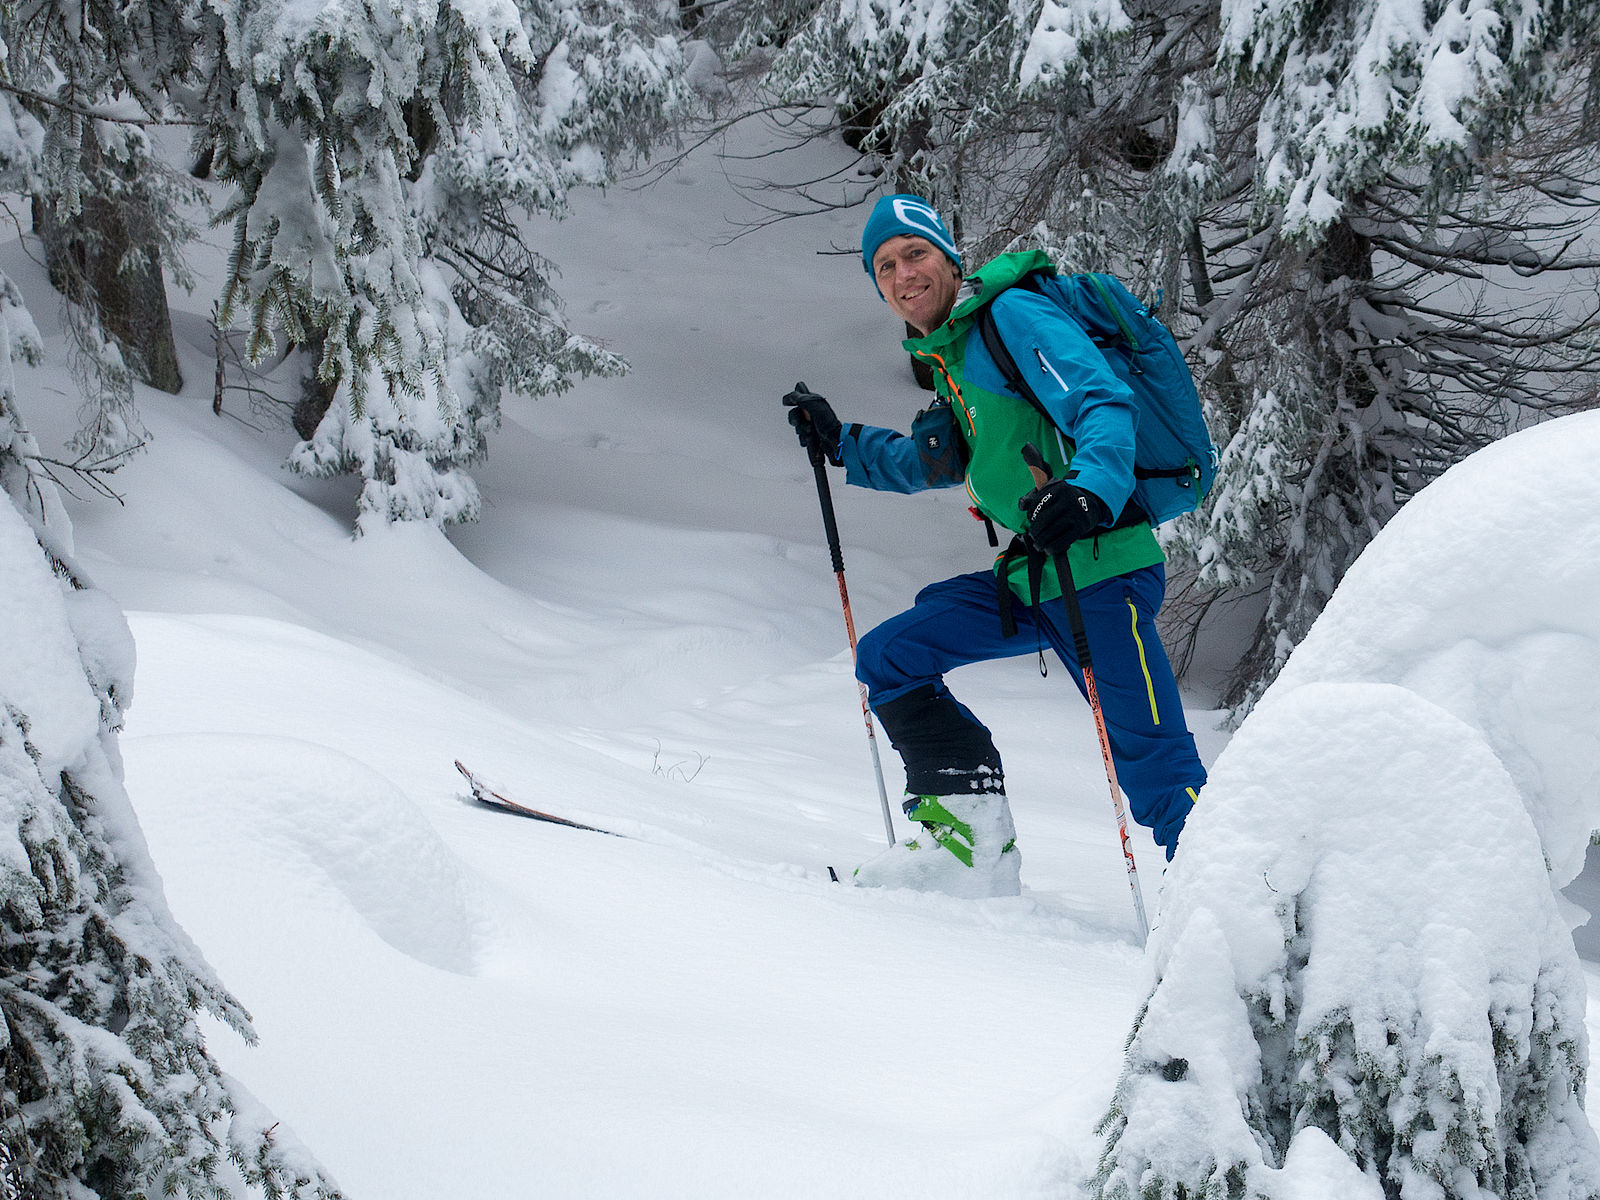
left=871, top=234, right=963, bottom=335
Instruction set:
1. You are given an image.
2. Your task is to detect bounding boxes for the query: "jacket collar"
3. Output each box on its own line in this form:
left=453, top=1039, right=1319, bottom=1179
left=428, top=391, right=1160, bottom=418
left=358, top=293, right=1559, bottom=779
left=900, top=249, right=1057, bottom=353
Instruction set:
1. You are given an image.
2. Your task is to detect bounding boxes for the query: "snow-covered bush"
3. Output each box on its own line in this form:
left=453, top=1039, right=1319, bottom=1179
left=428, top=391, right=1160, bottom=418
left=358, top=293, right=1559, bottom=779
left=1093, top=411, right=1600, bottom=1198
left=1, top=336, right=339, bottom=1196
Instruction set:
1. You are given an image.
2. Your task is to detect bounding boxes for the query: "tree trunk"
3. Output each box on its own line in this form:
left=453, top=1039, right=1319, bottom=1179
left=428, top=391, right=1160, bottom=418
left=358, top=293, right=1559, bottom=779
left=292, top=331, right=338, bottom=441
left=32, top=133, right=184, bottom=395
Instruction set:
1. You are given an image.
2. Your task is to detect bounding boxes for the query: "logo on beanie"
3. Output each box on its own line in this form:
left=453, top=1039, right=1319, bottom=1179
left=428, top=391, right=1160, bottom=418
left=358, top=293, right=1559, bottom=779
left=891, top=198, right=959, bottom=261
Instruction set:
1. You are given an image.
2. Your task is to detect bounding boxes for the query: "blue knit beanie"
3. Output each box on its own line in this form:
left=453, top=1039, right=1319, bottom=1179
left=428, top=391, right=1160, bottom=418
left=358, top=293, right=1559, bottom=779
left=861, top=195, right=961, bottom=296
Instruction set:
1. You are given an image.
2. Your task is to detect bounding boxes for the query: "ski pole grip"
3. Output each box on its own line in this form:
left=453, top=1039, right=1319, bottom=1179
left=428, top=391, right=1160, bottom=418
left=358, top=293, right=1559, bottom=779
left=806, top=435, right=826, bottom=471
left=809, top=448, right=847, bottom=574
left=1021, top=442, right=1051, bottom=489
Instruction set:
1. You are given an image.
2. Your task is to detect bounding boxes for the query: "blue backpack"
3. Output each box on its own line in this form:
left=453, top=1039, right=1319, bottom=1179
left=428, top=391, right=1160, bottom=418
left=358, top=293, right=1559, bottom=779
left=975, top=271, right=1218, bottom=526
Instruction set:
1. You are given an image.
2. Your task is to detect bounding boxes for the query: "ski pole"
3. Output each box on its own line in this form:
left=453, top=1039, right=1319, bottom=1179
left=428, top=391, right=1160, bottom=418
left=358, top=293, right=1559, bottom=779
left=1022, top=444, right=1150, bottom=942
left=803, top=436, right=897, bottom=845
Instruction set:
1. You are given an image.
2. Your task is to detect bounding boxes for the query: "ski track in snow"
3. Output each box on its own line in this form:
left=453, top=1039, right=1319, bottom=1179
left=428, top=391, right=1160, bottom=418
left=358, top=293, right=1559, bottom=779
left=126, top=732, right=484, bottom=975
left=114, top=603, right=1166, bottom=1195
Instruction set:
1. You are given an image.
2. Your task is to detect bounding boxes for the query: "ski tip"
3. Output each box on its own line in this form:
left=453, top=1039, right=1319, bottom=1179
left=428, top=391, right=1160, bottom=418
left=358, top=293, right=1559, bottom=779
left=827, top=866, right=840, bottom=883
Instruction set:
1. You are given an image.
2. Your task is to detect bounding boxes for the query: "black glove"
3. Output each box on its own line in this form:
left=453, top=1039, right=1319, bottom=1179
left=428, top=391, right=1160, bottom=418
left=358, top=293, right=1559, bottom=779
left=1019, top=476, right=1111, bottom=556
left=783, top=383, right=843, bottom=462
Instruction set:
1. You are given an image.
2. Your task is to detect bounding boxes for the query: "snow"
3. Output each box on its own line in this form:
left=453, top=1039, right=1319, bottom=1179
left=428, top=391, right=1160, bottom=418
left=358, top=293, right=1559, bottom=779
left=0, top=498, right=103, bottom=778
left=130, top=730, right=480, bottom=973
left=6, top=113, right=1600, bottom=1197
left=1018, top=0, right=1133, bottom=90
left=1270, top=411, right=1600, bottom=888
left=1098, top=412, right=1600, bottom=1196
left=1164, top=78, right=1217, bottom=191
left=1270, top=1127, right=1386, bottom=1199
left=247, top=127, right=343, bottom=305
left=684, top=40, right=731, bottom=101
left=1225, top=0, right=1541, bottom=237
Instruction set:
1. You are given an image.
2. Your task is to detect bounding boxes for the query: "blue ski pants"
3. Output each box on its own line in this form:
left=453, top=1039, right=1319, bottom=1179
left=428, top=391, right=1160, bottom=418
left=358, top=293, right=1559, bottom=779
left=855, top=563, right=1204, bottom=856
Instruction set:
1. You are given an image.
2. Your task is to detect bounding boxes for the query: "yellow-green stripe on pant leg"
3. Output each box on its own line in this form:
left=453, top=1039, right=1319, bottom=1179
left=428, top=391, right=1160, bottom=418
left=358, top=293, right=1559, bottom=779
left=1127, top=597, right=1160, bottom=725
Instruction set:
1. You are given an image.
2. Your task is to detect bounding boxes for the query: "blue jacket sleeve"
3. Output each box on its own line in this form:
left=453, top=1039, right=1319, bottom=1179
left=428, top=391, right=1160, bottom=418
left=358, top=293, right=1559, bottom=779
left=978, top=289, right=1139, bottom=517
left=837, top=424, right=964, bottom=494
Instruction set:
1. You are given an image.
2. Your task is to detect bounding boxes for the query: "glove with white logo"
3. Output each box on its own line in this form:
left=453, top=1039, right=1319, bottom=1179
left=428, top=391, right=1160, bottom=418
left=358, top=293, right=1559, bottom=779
left=1019, top=477, right=1111, bottom=556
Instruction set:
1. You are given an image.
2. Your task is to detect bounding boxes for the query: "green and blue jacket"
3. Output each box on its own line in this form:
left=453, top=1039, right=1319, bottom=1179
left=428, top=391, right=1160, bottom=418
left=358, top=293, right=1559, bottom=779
left=838, top=250, right=1164, bottom=602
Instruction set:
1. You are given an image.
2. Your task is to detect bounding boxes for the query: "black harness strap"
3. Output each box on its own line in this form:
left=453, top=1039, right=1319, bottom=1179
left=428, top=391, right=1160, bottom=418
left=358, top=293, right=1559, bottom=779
left=977, top=302, right=1038, bottom=409
left=978, top=274, right=1152, bottom=651
left=996, top=536, right=1026, bottom=640
left=994, top=535, right=1052, bottom=675
left=995, top=531, right=1044, bottom=632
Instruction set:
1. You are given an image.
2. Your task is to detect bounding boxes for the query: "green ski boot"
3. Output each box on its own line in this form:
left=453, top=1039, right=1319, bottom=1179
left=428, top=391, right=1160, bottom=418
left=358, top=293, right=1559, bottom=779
left=853, top=792, right=1021, bottom=898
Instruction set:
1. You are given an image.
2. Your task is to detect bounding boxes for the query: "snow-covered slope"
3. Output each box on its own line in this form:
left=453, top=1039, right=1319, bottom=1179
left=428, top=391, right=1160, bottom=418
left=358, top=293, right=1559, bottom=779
left=9, top=117, right=1598, bottom=1197
left=5, top=125, right=1227, bottom=1197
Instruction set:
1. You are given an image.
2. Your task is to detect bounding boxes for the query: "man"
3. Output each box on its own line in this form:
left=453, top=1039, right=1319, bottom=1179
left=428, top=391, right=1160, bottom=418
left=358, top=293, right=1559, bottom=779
left=785, top=194, right=1206, bottom=898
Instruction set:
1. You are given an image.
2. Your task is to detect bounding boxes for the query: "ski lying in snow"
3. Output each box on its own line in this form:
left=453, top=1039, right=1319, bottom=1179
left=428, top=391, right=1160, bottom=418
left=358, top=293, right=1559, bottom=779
left=455, top=761, right=843, bottom=881
left=455, top=760, right=623, bottom=837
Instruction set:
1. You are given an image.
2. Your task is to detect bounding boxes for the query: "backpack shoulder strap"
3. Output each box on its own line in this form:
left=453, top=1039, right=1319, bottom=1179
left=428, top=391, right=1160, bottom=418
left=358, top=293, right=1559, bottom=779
left=974, top=274, right=1048, bottom=415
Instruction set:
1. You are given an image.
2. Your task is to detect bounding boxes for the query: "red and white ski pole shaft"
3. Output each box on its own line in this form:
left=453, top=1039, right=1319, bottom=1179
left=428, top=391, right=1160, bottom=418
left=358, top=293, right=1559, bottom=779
left=806, top=439, right=897, bottom=845
left=1023, top=445, right=1149, bottom=942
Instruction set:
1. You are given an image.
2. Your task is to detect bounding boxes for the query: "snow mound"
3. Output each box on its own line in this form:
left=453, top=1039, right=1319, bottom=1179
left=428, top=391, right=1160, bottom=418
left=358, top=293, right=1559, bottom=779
left=1272, top=409, right=1600, bottom=886
left=1093, top=413, right=1600, bottom=1199
left=1098, top=683, right=1597, bottom=1198
left=126, top=734, right=482, bottom=975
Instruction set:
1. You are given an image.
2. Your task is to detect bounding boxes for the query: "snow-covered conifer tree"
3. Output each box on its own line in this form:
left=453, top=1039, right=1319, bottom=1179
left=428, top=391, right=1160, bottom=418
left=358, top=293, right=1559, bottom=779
left=0, top=303, right=341, bottom=1198
left=203, top=0, right=684, bottom=531
left=1093, top=685, right=1600, bottom=1200
left=1176, top=0, right=1600, bottom=712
